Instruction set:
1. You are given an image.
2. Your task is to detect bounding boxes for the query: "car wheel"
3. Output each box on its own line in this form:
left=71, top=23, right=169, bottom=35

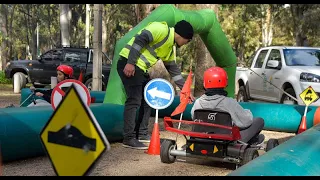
left=13, top=72, right=26, bottom=94
left=84, top=78, right=106, bottom=91
left=280, top=88, right=297, bottom=104
left=237, top=86, right=248, bottom=102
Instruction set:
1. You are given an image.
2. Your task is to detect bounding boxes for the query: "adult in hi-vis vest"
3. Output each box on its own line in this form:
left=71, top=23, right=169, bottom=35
left=117, top=20, right=195, bottom=150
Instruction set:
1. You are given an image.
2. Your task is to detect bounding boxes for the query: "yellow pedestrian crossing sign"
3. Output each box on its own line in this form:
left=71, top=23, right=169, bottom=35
left=299, top=86, right=319, bottom=106
left=40, top=84, right=110, bottom=176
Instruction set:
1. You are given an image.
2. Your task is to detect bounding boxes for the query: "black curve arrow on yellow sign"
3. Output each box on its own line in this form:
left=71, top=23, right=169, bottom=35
left=48, top=125, right=96, bottom=151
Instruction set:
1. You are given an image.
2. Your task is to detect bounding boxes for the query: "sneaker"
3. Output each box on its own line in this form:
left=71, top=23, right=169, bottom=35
left=122, top=138, right=148, bottom=150
left=249, top=134, right=265, bottom=146
left=138, top=134, right=151, bottom=143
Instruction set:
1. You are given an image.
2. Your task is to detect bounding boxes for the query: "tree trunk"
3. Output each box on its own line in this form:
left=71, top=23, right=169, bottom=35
left=194, top=4, right=219, bottom=97
left=0, top=4, right=8, bottom=70
left=92, top=4, right=103, bottom=91
left=60, top=4, right=70, bottom=47
left=102, top=6, right=107, bottom=53
left=262, top=5, right=274, bottom=47
left=8, top=5, right=16, bottom=60
left=290, top=4, right=308, bottom=46
left=47, top=5, right=56, bottom=47
left=85, top=4, right=90, bottom=48
left=135, top=4, right=141, bottom=24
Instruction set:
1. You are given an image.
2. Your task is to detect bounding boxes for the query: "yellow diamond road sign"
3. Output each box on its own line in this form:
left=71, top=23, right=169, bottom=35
left=40, top=84, right=110, bottom=176
left=299, top=86, right=319, bottom=106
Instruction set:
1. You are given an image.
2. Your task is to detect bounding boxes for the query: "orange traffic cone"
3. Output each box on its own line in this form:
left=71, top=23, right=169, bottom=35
left=145, top=122, right=161, bottom=155
left=298, top=116, right=307, bottom=134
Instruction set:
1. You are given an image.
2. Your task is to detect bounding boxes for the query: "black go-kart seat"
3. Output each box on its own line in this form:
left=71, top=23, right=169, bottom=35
left=192, top=109, right=233, bottom=136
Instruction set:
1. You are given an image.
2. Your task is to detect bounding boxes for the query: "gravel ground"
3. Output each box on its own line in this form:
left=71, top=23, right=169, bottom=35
left=0, top=84, right=295, bottom=176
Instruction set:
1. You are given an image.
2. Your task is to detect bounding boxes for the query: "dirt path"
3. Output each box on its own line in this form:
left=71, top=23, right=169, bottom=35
left=0, top=84, right=295, bottom=176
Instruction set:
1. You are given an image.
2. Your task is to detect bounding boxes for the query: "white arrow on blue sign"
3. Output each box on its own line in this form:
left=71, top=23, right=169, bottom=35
left=144, top=78, right=175, bottom=110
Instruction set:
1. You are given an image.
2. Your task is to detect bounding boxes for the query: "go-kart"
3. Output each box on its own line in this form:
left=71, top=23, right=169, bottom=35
left=6, top=90, right=40, bottom=108
left=160, top=109, right=279, bottom=168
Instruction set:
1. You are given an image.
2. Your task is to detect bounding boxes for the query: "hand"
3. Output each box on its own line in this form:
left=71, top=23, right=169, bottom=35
left=123, top=63, right=135, bottom=77
left=189, top=94, right=195, bottom=104
left=35, top=92, right=44, bottom=97
left=30, top=86, right=36, bottom=91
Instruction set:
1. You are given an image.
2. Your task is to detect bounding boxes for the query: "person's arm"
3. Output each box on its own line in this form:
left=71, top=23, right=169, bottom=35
left=35, top=89, right=53, bottom=103
left=164, top=61, right=185, bottom=90
left=227, top=99, right=253, bottom=129
left=127, top=30, right=153, bottom=65
left=127, top=22, right=166, bottom=65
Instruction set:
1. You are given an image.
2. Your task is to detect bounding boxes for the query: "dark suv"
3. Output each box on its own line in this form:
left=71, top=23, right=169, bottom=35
left=5, top=47, right=112, bottom=92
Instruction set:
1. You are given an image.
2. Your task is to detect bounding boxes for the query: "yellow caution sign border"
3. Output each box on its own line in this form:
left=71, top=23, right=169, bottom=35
left=39, top=84, right=109, bottom=176
left=299, top=86, right=319, bottom=106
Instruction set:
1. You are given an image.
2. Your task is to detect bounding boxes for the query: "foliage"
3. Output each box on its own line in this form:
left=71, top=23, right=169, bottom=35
left=0, top=71, right=11, bottom=84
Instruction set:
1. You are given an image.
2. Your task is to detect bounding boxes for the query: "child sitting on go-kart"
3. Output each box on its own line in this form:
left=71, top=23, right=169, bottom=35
left=190, top=66, right=265, bottom=145
left=27, top=65, right=74, bottom=107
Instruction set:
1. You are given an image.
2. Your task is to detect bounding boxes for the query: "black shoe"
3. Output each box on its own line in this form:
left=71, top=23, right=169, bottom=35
left=138, top=134, right=151, bottom=143
left=122, top=138, right=148, bottom=150
left=249, top=134, right=265, bottom=146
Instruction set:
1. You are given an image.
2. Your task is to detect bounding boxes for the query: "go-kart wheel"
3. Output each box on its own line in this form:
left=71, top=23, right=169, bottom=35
left=266, top=138, right=279, bottom=152
left=241, top=148, right=259, bottom=165
left=160, top=139, right=176, bottom=164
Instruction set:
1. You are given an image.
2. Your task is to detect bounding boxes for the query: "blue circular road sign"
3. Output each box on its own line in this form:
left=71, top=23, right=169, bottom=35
left=144, top=78, right=175, bottom=110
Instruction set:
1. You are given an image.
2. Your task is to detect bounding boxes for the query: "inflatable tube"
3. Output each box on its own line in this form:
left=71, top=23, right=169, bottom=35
left=104, top=4, right=237, bottom=105
left=20, top=88, right=106, bottom=107
left=153, top=96, right=319, bottom=133
left=0, top=104, right=123, bottom=162
left=227, top=124, right=320, bottom=176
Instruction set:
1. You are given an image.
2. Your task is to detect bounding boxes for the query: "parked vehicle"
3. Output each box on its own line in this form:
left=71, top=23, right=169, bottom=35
left=235, top=46, right=320, bottom=106
left=4, top=47, right=112, bottom=93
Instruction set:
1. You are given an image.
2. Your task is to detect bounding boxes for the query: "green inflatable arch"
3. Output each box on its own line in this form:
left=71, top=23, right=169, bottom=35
left=104, top=4, right=237, bottom=105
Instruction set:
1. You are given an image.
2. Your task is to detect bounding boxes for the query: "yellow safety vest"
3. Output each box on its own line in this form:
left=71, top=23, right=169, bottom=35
left=119, top=22, right=175, bottom=72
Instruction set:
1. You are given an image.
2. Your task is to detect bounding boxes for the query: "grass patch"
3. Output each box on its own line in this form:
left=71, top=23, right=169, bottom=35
left=0, top=71, right=12, bottom=84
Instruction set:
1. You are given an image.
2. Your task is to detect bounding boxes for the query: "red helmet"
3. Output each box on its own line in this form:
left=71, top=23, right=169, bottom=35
left=203, top=66, right=228, bottom=89
left=57, top=65, right=73, bottom=78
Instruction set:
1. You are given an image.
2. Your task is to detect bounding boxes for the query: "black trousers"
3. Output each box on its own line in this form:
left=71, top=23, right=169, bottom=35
left=239, top=117, right=265, bottom=143
left=117, top=56, right=151, bottom=140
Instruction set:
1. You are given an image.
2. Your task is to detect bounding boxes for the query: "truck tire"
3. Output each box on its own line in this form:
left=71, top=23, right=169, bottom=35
left=236, top=86, right=248, bottom=102
left=84, top=78, right=106, bottom=91
left=280, top=88, right=297, bottom=104
left=13, top=72, right=26, bottom=94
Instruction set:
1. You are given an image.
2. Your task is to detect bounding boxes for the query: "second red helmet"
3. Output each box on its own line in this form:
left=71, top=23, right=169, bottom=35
left=57, top=65, right=73, bottom=78
left=203, top=66, right=228, bottom=89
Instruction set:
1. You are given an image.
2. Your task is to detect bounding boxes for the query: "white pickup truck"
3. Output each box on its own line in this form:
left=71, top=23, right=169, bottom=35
left=235, top=46, right=320, bottom=106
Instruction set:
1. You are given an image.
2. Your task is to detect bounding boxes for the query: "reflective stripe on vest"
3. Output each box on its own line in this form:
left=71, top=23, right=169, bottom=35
left=125, top=28, right=171, bottom=68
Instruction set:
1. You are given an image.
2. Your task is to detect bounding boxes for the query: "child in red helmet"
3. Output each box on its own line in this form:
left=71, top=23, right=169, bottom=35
left=190, top=66, right=265, bottom=145
left=28, top=65, right=74, bottom=106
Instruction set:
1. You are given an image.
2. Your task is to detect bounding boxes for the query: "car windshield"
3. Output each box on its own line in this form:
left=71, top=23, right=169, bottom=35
left=284, top=49, right=320, bottom=66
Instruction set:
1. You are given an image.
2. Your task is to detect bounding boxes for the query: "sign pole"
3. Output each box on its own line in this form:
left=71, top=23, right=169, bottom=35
left=155, top=109, right=159, bottom=124
left=174, top=113, right=183, bottom=148
left=144, top=78, right=175, bottom=155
